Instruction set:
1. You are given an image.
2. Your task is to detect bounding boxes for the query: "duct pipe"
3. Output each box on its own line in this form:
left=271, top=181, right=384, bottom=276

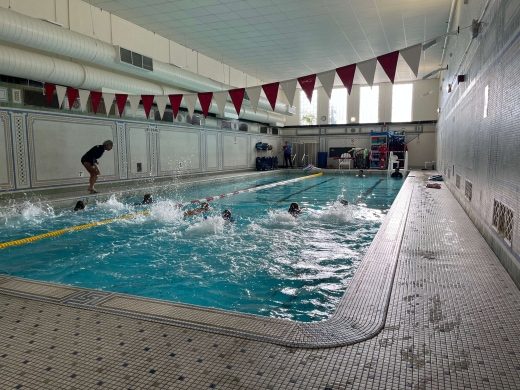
left=0, top=44, right=286, bottom=125
left=0, top=7, right=293, bottom=116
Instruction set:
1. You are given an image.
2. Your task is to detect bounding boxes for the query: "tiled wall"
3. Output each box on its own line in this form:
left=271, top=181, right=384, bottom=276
left=438, top=0, right=520, bottom=284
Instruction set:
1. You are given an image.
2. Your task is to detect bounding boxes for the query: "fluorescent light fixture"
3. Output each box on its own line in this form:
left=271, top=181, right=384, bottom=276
left=422, top=39, right=437, bottom=51
left=422, top=67, right=447, bottom=80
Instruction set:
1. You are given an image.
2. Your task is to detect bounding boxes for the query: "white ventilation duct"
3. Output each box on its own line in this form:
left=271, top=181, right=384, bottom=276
left=0, top=7, right=292, bottom=117
left=0, top=44, right=286, bottom=125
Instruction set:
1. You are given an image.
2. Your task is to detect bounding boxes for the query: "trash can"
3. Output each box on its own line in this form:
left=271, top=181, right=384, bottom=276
left=317, top=152, right=328, bottom=168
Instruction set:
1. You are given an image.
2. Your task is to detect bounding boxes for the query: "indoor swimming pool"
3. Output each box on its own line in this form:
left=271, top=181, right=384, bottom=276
left=0, top=173, right=404, bottom=322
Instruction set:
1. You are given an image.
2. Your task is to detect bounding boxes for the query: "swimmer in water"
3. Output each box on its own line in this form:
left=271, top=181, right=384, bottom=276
left=73, top=200, right=85, bottom=212
left=183, top=202, right=210, bottom=217
left=222, top=209, right=235, bottom=222
left=134, top=194, right=153, bottom=206
left=288, top=202, right=305, bottom=217
left=339, top=199, right=349, bottom=206
left=357, top=169, right=365, bottom=177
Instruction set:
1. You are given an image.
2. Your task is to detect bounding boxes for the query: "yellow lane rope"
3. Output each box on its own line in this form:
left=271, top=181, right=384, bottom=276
left=0, top=171, right=324, bottom=250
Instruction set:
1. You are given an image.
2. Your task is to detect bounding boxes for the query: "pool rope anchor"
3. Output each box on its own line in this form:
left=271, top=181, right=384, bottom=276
left=0, top=172, right=322, bottom=250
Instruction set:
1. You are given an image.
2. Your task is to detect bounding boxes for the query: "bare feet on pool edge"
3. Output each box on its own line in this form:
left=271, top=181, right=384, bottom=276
left=88, top=189, right=99, bottom=194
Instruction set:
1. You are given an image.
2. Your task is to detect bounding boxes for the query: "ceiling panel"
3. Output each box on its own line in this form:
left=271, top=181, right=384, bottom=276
left=83, top=0, right=453, bottom=84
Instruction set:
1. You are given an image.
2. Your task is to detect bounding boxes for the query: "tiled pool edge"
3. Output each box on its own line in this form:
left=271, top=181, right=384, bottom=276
left=0, top=174, right=413, bottom=348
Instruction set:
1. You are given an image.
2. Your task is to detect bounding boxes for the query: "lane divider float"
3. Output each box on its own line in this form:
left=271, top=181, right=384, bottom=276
left=0, top=172, right=322, bottom=249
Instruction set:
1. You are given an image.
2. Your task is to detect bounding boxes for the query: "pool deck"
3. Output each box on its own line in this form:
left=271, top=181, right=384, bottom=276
left=1, top=170, right=520, bottom=389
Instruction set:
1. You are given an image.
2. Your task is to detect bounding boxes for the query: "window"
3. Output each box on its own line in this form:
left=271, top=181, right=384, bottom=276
left=329, top=88, right=347, bottom=124
left=392, top=83, right=413, bottom=122
left=299, top=90, right=317, bottom=125
left=359, top=86, right=379, bottom=123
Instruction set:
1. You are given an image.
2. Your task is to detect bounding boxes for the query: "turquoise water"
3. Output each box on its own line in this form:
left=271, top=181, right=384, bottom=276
left=0, top=173, right=403, bottom=322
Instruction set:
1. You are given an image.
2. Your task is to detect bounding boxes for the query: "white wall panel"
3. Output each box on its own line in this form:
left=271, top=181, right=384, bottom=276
left=69, top=0, right=111, bottom=43
left=230, top=67, right=246, bottom=88
left=1, top=0, right=55, bottom=22
left=127, top=125, right=149, bottom=176
left=28, top=115, right=116, bottom=184
left=158, top=129, right=200, bottom=173
left=198, top=53, right=225, bottom=84
left=206, top=133, right=218, bottom=171
left=223, top=134, right=247, bottom=168
left=0, top=111, right=13, bottom=189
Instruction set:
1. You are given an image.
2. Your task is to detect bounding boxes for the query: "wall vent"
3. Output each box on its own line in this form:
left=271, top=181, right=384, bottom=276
left=176, top=114, right=184, bottom=123
left=12, top=89, right=22, bottom=104
left=186, top=114, right=202, bottom=126
left=239, top=123, right=248, bottom=131
left=492, top=199, right=513, bottom=243
left=455, top=173, right=461, bottom=189
left=118, top=47, right=154, bottom=72
left=272, top=127, right=279, bottom=135
left=222, top=121, right=232, bottom=129
left=464, top=179, right=472, bottom=201
left=260, top=126, right=268, bottom=134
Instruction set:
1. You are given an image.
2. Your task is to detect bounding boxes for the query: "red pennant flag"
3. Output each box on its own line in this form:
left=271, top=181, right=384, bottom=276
left=229, top=88, right=245, bottom=116
left=197, top=92, right=213, bottom=118
left=66, top=87, right=78, bottom=110
left=377, top=50, right=400, bottom=84
left=262, top=82, right=279, bottom=111
left=168, top=94, right=183, bottom=118
left=44, top=83, right=56, bottom=105
left=141, top=95, right=155, bottom=118
left=298, top=74, right=316, bottom=103
left=90, top=91, right=102, bottom=114
left=115, top=94, right=128, bottom=117
left=336, top=64, right=356, bottom=95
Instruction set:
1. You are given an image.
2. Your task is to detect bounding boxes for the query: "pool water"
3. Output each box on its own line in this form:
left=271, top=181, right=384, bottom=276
left=0, top=173, right=403, bottom=322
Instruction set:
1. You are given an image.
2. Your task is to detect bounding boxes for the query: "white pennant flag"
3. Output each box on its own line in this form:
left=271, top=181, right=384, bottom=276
left=184, top=94, right=197, bottom=117
left=78, top=89, right=90, bottom=112
left=56, top=85, right=67, bottom=108
left=400, top=43, right=422, bottom=78
left=155, top=95, right=168, bottom=120
left=128, top=95, right=140, bottom=118
left=245, top=86, right=262, bottom=113
left=103, top=93, right=115, bottom=116
left=357, top=58, right=377, bottom=87
left=317, top=70, right=336, bottom=99
left=213, top=91, right=228, bottom=117
left=280, top=79, right=297, bottom=106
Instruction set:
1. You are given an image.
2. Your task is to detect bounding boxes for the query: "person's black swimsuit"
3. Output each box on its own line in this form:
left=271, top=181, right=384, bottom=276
left=81, top=145, right=105, bottom=165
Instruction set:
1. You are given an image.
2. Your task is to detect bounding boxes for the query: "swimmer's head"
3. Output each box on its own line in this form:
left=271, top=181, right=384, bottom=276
left=200, top=202, right=210, bottom=211
left=222, top=209, right=232, bottom=221
left=288, top=202, right=300, bottom=213
left=142, top=194, right=153, bottom=204
left=73, top=201, right=85, bottom=211
left=340, top=199, right=349, bottom=206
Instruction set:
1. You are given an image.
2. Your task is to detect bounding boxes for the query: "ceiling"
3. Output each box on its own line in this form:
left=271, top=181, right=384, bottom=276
left=84, top=0, right=454, bottom=86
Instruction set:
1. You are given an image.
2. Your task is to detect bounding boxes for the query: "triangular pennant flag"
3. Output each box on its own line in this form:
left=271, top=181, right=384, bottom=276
left=317, top=70, right=336, bottom=99
left=141, top=95, right=155, bottom=118
left=44, top=83, right=55, bottom=105
left=128, top=95, right=140, bottom=118
left=184, top=94, right=197, bottom=117
left=66, top=87, right=79, bottom=110
left=168, top=94, right=183, bottom=118
left=298, top=74, right=316, bottom=103
left=90, top=91, right=102, bottom=114
left=213, top=91, right=228, bottom=117
left=357, top=58, right=377, bottom=87
left=262, top=82, right=279, bottom=111
left=280, top=79, right=297, bottom=106
left=245, top=86, right=261, bottom=113
left=336, top=64, right=356, bottom=95
left=400, top=43, right=422, bottom=78
left=197, top=92, right=213, bottom=118
left=377, top=50, right=400, bottom=84
left=155, top=95, right=168, bottom=120
left=78, top=89, right=90, bottom=112
left=115, top=94, right=128, bottom=117
left=56, top=85, right=67, bottom=108
left=102, top=92, right=115, bottom=116
left=229, top=88, right=245, bottom=116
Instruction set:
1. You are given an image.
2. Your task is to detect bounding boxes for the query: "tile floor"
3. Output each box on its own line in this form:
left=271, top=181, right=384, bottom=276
left=1, top=171, right=520, bottom=389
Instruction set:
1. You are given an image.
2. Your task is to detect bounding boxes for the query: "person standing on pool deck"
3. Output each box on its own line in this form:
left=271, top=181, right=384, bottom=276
left=81, top=140, right=113, bottom=194
left=282, top=141, right=293, bottom=169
